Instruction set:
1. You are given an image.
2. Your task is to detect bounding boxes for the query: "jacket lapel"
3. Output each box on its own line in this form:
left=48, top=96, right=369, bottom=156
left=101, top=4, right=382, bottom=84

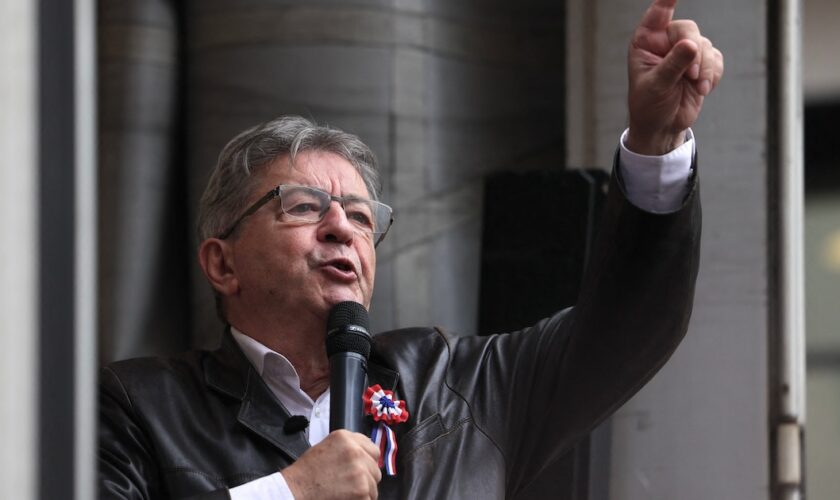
left=236, top=367, right=311, bottom=460
left=204, top=330, right=310, bottom=461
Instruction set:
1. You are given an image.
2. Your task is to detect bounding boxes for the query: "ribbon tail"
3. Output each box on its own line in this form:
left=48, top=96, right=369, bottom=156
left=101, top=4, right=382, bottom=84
left=369, top=422, right=399, bottom=475
left=383, top=423, right=398, bottom=476
left=370, top=423, right=386, bottom=468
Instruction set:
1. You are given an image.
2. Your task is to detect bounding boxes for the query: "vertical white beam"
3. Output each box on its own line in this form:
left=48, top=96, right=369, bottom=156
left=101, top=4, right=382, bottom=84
left=75, top=0, right=97, bottom=497
left=0, top=0, right=38, bottom=498
left=776, top=0, right=806, bottom=423
left=774, top=0, right=805, bottom=498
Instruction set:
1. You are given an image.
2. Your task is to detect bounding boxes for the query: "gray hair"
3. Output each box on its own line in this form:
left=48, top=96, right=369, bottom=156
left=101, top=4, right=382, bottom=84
left=197, top=115, right=382, bottom=241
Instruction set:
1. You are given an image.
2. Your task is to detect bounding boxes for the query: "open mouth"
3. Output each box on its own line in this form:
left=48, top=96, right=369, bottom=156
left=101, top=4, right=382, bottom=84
left=332, top=261, right=353, bottom=272
left=325, top=258, right=355, bottom=275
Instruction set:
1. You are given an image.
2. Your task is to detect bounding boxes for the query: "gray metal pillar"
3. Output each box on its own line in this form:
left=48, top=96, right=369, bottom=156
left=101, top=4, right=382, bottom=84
left=75, top=0, right=98, bottom=496
left=769, top=0, right=806, bottom=498
left=38, top=0, right=98, bottom=497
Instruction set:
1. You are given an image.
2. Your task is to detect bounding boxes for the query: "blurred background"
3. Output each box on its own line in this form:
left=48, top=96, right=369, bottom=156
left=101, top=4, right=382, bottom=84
left=1, top=0, right=837, bottom=498
left=803, top=0, right=840, bottom=497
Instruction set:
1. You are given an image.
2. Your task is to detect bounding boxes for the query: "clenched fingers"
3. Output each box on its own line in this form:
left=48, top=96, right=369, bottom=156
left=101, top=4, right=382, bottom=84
left=666, top=20, right=724, bottom=95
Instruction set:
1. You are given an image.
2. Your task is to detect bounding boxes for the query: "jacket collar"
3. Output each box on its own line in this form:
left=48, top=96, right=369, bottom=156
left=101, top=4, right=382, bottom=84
left=204, top=328, right=399, bottom=459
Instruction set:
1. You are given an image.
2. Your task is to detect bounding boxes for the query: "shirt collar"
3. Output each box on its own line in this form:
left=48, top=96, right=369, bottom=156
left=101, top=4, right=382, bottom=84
left=230, top=327, right=304, bottom=392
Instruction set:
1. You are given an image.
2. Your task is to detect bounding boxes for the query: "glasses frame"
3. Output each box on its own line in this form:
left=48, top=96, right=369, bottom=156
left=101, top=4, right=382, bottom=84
left=217, top=185, right=394, bottom=247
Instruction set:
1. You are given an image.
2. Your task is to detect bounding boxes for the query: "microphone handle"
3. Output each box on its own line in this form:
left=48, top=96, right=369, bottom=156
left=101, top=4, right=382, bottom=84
left=329, top=352, right=368, bottom=432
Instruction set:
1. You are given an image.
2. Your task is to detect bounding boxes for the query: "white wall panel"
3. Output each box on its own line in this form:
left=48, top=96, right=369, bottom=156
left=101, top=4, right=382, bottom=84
left=567, top=1, right=771, bottom=498
left=0, top=0, right=38, bottom=498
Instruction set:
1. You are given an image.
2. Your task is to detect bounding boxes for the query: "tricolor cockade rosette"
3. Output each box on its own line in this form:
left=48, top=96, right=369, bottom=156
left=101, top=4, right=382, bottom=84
left=363, top=384, right=409, bottom=476
left=363, top=384, right=409, bottom=425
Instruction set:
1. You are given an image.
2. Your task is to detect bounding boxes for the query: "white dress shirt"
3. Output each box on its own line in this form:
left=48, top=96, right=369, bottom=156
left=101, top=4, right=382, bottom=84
left=229, top=129, right=696, bottom=499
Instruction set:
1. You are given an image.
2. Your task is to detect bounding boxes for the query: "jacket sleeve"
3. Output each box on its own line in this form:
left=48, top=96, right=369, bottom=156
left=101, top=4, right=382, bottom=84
left=98, top=366, right=231, bottom=500
left=449, top=155, right=701, bottom=495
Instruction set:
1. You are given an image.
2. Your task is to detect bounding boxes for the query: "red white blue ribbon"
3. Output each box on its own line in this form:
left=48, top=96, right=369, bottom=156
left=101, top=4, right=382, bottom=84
left=363, top=384, right=409, bottom=476
left=370, top=422, right=398, bottom=476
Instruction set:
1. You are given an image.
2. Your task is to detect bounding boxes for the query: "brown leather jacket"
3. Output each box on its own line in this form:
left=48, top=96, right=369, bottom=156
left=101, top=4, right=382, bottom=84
left=99, top=169, right=701, bottom=499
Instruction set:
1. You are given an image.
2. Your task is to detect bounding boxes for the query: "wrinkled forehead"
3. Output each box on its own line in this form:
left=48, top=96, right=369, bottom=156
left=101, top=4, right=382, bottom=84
left=256, top=150, right=371, bottom=200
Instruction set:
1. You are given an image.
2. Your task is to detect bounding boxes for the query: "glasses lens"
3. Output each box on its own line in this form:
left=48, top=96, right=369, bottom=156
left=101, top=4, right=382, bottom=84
left=371, top=201, right=393, bottom=235
left=343, top=199, right=377, bottom=233
left=345, top=199, right=392, bottom=235
left=279, top=185, right=392, bottom=236
left=280, top=187, right=328, bottom=222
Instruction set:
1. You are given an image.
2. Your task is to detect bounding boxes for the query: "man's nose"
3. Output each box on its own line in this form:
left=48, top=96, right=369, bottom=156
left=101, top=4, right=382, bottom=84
left=317, top=200, right=355, bottom=244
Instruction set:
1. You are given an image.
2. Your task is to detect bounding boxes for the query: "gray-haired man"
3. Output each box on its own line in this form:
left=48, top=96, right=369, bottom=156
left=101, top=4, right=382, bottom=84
left=99, top=0, right=723, bottom=498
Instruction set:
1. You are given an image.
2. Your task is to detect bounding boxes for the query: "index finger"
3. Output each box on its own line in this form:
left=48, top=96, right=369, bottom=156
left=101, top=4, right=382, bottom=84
left=639, top=0, right=678, bottom=30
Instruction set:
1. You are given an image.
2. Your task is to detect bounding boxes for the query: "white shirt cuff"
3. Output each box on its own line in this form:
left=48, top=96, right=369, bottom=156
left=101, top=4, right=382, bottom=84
left=229, top=472, right=295, bottom=500
left=618, top=128, right=695, bottom=214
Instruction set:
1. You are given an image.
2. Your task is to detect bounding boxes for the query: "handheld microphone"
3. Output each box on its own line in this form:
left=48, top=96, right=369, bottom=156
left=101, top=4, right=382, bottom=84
left=326, top=301, right=372, bottom=432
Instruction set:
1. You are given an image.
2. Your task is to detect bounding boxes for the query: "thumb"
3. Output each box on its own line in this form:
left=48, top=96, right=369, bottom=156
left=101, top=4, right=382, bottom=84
left=654, top=38, right=699, bottom=86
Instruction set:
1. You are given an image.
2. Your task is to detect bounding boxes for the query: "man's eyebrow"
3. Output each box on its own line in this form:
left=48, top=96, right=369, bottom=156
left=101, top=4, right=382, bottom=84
left=277, top=183, right=372, bottom=201
left=341, top=193, right=371, bottom=202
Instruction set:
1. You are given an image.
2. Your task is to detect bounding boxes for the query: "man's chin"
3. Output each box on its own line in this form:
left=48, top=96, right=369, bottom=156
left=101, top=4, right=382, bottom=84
left=322, top=290, right=369, bottom=310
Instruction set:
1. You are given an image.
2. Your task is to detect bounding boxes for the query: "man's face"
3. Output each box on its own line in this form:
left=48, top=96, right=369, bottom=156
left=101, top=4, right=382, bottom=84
left=228, top=150, right=377, bottom=321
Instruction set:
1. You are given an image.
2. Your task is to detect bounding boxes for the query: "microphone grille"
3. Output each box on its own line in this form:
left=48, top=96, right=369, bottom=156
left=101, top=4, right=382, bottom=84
left=326, top=301, right=370, bottom=332
left=326, top=301, right=372, bottom=358
left=326, top=331, right=371, bottom=358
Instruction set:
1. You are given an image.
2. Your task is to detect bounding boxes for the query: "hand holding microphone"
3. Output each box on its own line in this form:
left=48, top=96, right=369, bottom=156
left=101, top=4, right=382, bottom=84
left=282, top=430, right=381, bottom=500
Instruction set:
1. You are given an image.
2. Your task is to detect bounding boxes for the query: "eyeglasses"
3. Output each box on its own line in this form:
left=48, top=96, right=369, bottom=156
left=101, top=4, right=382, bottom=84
left=218, top=185, right=394, bottom=246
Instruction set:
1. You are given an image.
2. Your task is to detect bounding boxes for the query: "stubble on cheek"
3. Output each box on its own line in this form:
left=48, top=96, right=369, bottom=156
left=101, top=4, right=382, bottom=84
left=361, top=263, right=375, bottom=308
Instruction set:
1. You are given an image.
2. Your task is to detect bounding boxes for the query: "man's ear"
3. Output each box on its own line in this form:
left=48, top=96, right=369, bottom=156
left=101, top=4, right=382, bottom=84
left=198, top=238, right=239, bottom=296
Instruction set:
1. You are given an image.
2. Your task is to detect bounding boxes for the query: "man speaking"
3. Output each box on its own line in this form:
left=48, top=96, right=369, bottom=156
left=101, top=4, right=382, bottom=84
left=99, top=0, right=724, bottom=498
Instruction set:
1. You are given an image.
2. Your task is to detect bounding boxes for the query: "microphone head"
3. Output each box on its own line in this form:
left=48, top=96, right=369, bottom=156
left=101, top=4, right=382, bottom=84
left=326, top=301, right=372, bottom=359
left=327, top=301, right=370, bottom=332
